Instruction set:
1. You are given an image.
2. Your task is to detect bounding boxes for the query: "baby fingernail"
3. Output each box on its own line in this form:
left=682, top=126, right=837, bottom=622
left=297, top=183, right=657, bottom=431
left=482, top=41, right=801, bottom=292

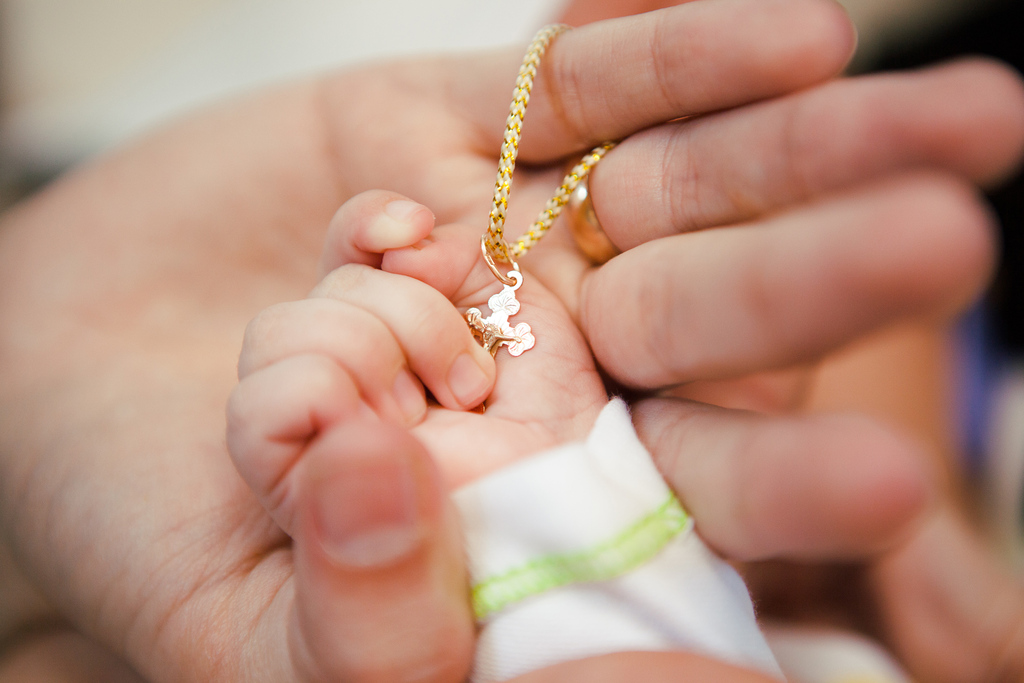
left=393, top=368, right=427, bottom=424
left=366, top=201, right=431, bottom=250
left=447, top=352, right=492, bottom=407
left=311, top=455, right=423, bottom=568
left=385, top=200, right=425, bottom=222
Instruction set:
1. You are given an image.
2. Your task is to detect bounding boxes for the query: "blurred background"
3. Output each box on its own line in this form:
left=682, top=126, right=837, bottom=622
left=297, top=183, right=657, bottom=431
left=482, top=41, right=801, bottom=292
left=0, top=0, right=1011, bottom=193
left=0, top=0, right=1022, bottom=562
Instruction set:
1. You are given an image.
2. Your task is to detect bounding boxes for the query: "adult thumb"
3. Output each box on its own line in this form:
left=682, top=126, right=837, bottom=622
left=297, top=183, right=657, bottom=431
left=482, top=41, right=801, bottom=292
left=289, top=420, right=475, bottom=682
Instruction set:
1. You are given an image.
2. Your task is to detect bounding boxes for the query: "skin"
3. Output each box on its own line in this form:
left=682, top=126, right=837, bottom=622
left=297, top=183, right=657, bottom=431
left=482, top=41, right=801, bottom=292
left=1, top=0, right=1024, bottom=680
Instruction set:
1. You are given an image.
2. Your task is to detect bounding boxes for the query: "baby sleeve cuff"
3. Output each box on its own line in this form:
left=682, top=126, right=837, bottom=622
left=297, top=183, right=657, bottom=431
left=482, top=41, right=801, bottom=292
left=454, top=398, right=782, bottom=682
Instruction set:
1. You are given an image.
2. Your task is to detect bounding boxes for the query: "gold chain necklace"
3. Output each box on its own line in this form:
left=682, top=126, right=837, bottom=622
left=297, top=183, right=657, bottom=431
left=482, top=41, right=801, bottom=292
left=467, top=25, right=615, bottom=357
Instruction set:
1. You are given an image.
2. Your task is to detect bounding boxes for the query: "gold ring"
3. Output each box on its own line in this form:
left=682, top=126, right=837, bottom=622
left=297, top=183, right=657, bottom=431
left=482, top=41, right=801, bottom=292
left=565, top=176, right=619, bottom=265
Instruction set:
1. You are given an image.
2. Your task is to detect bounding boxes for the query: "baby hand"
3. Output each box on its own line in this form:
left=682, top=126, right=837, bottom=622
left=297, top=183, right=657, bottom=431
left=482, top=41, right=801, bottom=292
left=227, top=191, right=502, bottom=533
left=228, top=187, right=611, bottom=536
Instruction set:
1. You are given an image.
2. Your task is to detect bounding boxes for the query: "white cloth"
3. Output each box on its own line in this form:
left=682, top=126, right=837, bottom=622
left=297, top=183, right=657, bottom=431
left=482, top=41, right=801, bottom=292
left=454, top=399, right=782, bottom=682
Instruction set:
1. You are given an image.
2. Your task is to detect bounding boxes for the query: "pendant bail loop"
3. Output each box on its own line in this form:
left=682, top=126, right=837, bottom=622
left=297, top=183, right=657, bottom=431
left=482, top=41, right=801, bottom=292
left=481, top=236, right=520, bottom=287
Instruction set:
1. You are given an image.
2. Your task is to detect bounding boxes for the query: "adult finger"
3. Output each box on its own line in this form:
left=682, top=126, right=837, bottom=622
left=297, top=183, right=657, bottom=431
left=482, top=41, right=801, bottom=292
left=238, top=299, right=427, bottom=426
left=581, top=172, right=995, bottom=389
left=281, top=421, right=475, bottom=683
left=590, top=58, right=1024, bottom=250
left=558, top=0, right=687, bottom=28
left=871, top=507, right=1024, bottom=683
left=632, top=398, right=933, bottom=561
left=449, top=0, right=856, bottom=159
left=311, top=264, right=495, bottom=410
left=511, top=651, right=779, bottom=682
left=0, top=630, right=144, bottom=683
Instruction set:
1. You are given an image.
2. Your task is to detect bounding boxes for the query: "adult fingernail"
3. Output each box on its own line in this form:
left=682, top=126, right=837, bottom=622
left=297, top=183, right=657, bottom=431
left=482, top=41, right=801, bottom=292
left=447, top=352, right=491, bottom=407
left=311, top=454, right=424, bottom=568
left=393, top=367, right=427, bottom=425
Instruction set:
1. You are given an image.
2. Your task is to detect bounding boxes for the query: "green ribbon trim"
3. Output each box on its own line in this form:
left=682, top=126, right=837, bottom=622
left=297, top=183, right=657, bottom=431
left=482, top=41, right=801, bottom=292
left=472, top=495, right=691, bottom=620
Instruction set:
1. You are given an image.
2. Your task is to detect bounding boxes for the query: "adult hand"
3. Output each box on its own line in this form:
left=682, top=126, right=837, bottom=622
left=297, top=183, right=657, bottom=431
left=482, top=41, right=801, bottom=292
left=552, top=2, right=1024, bottom=679
left=1, top=1, right=1022, bottom=680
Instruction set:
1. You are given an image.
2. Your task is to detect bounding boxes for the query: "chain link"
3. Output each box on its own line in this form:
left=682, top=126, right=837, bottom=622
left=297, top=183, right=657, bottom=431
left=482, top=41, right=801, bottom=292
left=485, top=25, right=616, bottom=265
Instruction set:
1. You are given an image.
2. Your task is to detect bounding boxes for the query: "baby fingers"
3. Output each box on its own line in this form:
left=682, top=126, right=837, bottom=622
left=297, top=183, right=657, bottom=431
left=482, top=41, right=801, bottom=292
left=311, top=264, right=495, bottom=410
left=315, top=192, right=497, bottom=407
left=318, top=190, right=435, bottom=276
left=238, top=298, right=428, bottom=426
left=227, top=353, right=374, bottom=531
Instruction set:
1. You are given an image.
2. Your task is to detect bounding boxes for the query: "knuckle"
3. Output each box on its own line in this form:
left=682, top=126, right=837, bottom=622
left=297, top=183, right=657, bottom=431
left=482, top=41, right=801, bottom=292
left=239, top=302, right=297, bottom=375
left=310, top=263, right=373, bottom=299
left=648, top=15, right=685, bottom=117
left=242, top=303, right=286, bottom=347
left=224, top=382, right=253, bottom=442
left=542, top=37, right=592, bottom=144
left=296, top=354, right=355, bottom=403
left=404, top=302, right=457, bottom=357
left=778, top=93, right=825, bottom=201
left=662, top=125, right=701, bottom=234
left=641, top=263, right=696, bottom=384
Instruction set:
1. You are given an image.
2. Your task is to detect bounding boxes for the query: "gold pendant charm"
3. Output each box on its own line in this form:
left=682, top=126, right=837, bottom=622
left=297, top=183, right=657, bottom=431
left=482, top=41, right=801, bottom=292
left=466, top=270, right=535, bottom=357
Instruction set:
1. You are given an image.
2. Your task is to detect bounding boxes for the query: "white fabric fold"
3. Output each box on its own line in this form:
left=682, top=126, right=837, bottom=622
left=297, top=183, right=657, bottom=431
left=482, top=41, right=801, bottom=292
left=454, top=399, right=782, bottom=682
